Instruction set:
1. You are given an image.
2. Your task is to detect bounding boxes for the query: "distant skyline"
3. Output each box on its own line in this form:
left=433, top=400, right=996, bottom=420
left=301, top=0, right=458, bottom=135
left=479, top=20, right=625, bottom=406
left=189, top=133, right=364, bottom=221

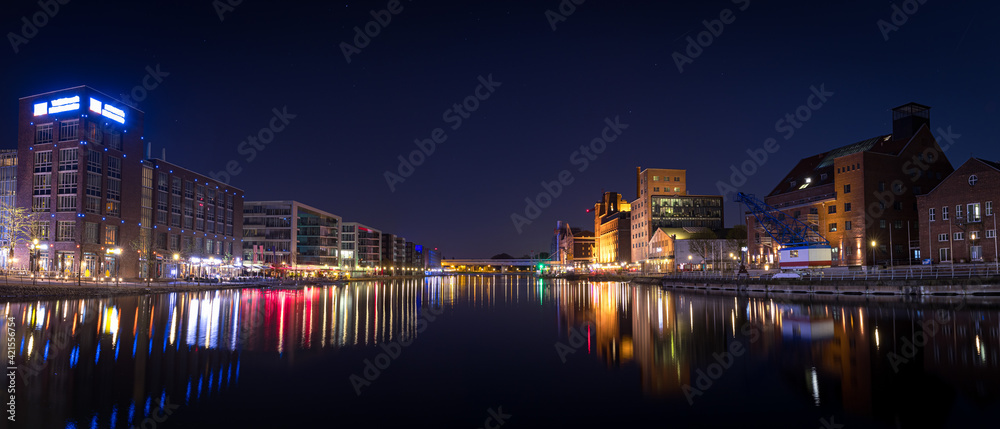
left=2, top=0, right=999, bottom=257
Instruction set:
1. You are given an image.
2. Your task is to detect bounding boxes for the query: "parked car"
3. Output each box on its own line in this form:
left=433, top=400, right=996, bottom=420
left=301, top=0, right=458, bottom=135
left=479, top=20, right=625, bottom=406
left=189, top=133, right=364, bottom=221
left=772, top=272, right=802, bottom=279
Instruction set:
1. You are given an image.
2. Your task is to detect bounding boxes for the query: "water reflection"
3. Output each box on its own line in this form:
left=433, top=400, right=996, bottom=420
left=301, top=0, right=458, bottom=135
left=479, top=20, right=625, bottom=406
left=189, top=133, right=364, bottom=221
left=3, top=275, right=999, bottom=427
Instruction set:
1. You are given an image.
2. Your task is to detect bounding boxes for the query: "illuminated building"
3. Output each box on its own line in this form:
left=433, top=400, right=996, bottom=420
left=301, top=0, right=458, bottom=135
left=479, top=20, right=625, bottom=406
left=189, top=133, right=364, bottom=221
left=144, top=159, right=244, bottom=279
left=630, top=167, right=724, bottom=264
left=593, top=192, right=631, bottom=264
left=0, top=150, right=15, bottom=269
left=15, top=86, right=242, bottom=279
left=242, top=200, right=340, bottom=274
left=747, top=103, right=954, bottom=267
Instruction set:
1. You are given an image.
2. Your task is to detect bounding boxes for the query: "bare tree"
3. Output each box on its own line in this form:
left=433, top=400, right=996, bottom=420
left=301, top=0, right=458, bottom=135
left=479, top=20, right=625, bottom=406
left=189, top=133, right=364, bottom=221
left=687, top=231, right=723, bottom=271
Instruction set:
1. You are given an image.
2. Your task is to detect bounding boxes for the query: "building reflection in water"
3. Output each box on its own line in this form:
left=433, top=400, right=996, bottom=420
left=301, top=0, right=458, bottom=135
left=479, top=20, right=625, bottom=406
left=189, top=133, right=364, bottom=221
left=2, top=275, right=998, bottom=427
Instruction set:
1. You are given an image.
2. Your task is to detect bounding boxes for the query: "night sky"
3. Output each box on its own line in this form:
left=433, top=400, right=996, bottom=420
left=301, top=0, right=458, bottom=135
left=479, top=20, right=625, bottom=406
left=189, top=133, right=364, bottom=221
left=2, top=0, right=999, bottom=258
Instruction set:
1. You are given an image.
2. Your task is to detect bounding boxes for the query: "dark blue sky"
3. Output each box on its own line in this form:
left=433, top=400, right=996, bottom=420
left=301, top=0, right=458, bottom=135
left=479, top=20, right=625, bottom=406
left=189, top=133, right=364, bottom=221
left=2, top=0, right=998, bottom=258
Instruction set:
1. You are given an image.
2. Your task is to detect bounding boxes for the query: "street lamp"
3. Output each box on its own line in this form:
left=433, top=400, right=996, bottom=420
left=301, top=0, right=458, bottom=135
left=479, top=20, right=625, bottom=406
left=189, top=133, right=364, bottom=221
left=870, top=240, right=877, bottom=270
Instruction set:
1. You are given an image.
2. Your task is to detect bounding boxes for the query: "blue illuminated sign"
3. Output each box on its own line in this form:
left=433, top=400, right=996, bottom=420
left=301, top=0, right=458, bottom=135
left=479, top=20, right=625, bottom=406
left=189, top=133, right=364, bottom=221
left=33, top=94, right=126, bottom=124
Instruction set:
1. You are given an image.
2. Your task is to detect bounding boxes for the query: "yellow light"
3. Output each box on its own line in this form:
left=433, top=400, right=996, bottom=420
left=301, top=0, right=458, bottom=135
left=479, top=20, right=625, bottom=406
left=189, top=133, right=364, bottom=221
left=871, top=241, right=876, bottom=247
left=173, top=253, right=179, bottom=260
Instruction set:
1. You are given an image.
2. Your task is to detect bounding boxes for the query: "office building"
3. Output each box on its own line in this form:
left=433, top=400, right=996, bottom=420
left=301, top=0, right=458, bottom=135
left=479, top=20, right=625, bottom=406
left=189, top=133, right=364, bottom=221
left=630, top=167, right=723, bottom=264
left=243, top=200, right=340, bottom=274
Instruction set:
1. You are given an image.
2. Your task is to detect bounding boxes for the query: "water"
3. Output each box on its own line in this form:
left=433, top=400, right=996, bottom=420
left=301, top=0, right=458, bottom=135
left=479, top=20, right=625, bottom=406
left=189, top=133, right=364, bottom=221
left=3, top=275, right=998, bottom=428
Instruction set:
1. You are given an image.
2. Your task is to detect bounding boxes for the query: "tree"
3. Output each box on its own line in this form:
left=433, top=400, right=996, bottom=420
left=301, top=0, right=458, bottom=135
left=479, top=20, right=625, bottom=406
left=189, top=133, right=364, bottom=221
left=128, top=230, right=154, bottom=283
left=726, top=225, right=749, bottom=256
left=687, top=231, right=722, bottom=271
left=0, top=200, right=37, bottom=272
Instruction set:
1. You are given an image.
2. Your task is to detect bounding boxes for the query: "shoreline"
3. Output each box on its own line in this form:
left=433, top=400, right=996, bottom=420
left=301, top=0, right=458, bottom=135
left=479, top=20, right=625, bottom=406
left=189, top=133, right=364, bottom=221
left=0, top=275, right=430, bottom=302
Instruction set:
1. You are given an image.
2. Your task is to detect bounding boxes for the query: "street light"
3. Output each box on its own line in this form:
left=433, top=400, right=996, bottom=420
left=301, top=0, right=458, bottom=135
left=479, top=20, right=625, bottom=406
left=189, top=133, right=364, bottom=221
left=871, top=240, right=877, bottom=269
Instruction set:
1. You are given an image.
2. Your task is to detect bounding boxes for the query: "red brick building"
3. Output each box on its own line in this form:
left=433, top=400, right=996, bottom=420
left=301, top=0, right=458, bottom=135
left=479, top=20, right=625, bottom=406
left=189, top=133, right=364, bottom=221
left=15, top=86, right=244, bottom=279
left=747, top=103, right=954, bottom=268
left=917, top=158, right=1000, bottom=264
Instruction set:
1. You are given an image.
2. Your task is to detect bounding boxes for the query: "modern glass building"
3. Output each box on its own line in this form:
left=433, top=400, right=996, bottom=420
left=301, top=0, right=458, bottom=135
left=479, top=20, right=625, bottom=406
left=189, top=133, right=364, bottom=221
left=648, top=195, right=724, bottom=230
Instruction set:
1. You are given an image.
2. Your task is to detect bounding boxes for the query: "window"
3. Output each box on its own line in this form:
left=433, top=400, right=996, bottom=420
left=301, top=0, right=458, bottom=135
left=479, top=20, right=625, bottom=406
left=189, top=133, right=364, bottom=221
left=969, top=175, right=979, bottom=186
left=56, top=221, right=75, bottom=242
left=106, top=179, right=121, bottom=202
left=32, top=221, right=49, bottom=241
left=828, top=205, right=836, bottom=214
left=820, top=173, right=828, bottom=181
left=674, top=187, right=680, bottom=192
left=956, top=205, right=964, bottom=219
left=652, top=176, right=658, bottom=181
left=828, top=223, right=837, bottom=232
left=172, top=177, right=182, bottom=196
left=843, top=184, right=851, bottom=194
left=942, top=207, right=949, bottom=220
left=84, top=222, right=98, bottom=244
left=105, top=225, right=119, bottom=246
left=844, top=203, right=851, bottom=212
left=170, top=234, right=179, bottom=250
left=988, top=201, right=994, bottom=216
left=34, top=151, right=52, bottom=173
left=185, top=181, right=194, bottom=199
left=895, top=220, right=903, bottom=229
left=86, top=196, right=100, bottom=214
left=954, top=232, right=964, bottom=241
left=86, top=122, right=103, bottom=143
left=880, top=220, right=886, bottom=229
left=171, top=195, right=181, bottom=214
left=929, top=208, right=936, bottom=221
left=878, top=182, right=886, bottom=192
left=653, top=187, right=659, bottom=192
left=845, top=221, right=852, bottom=230
left=938, top=234, right=948, bottom=242
left=58, top=120, right=79, bottom=141
left=35, top=123, right=53, bottom=144
left=987, top=230, right=996, bottom=239
left=58, top=148, right=78, bottom=171
left=156, top=233, right=167, bottom=250
left=674, top=177, right=680, bottom=181
left=107, top=157, right=121, bottom=179
left=894, top=202, right=902, bottom=210
left=940, top=248, right=951, bottom=262
left=157, top=193, right=168, bottom=212
left=33, top=173, right=51, bottom=196
left=158, top=172, right=168, bottom=192
left=87, top=151, right=102, bottom=173
left=108, top=132, right=122, bottom=151
left=157, top=210, right=167, bottom=224
left=968, top=203, right=981, bottom=222
left=57, top=195, right=76, bottom=212
left=58, top=171, right=77, bottom=195
left=32, top=196, right=50, bottom=212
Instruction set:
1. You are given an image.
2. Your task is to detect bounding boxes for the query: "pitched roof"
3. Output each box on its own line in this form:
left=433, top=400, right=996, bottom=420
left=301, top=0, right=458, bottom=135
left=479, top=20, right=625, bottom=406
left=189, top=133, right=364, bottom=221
left=769, top=134, right=890, bottom=197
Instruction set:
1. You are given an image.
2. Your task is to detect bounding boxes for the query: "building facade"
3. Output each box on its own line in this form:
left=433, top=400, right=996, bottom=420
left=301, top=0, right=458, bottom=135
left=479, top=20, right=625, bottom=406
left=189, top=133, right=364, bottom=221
left=747, top=103, right=954, bottom=268
left=629, top=167, right=724, bottom=264
left=554, top=222, right=595, bottom=268
left=917, top=158, right=1000, bottom=264
left=593, top=192, right=631, bottom=264
left=16, top=86, right=146, bottom=278
left=0, top=150, right=16, bottom=269
left=145, top=159, right=244, bottom=279
left=242, top=200, right=340, bottom=274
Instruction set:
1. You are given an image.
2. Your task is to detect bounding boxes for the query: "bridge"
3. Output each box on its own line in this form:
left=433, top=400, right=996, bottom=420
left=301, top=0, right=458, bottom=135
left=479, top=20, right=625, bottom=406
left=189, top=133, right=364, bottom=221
left=441, top=259, right=546, bottom=273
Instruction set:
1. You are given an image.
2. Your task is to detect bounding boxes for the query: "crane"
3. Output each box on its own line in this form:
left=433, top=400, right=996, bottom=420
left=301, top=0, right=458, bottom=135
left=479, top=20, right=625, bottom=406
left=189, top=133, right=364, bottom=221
left=735, top=192, right=833, bottom=270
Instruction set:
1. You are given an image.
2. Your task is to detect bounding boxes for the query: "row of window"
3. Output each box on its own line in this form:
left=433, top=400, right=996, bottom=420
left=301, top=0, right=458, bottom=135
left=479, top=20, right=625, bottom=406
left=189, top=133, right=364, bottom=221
left=651, top=176, right=681, bottom=182
left=32, top=221, right=118, bottom=244
left=937, top=230, right=996, bottom=242
left=929, top=202, right=991, bottom=222
left=836, top=163, right=861, bottom=174
left=153, top=233, right=234, bottom=256
left=35, top=121, right=122, bottom=150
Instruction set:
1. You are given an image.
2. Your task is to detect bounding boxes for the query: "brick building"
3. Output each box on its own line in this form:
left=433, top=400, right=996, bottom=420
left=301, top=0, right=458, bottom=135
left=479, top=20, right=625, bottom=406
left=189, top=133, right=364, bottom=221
left=593, top=191, right=631, bottom=264
left=16, top=86, right=146, bottom=278
left=15, top=86, right=247, bottom=279
left=747, top=103, right=954, bottom=268
left=917, top=158, right=1000, bottom=264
